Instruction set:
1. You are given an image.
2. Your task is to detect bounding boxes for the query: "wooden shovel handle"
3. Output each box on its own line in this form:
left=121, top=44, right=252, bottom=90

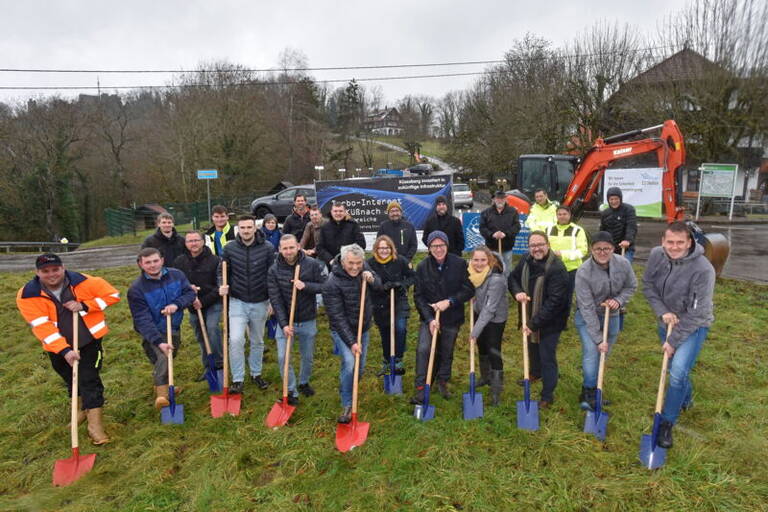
left=196, top=308, right=213, bottom=356
left=654, top=324, right=673, bottom=414
left=166, top=314, right=174, bottom=387
left=282, top=264, right=301, bottom=398
left=425, top=310, right=441, bottom=387
left=469, top=298, right=475, bottom=374
left=221, top=261, right=229, bottom=389
left=351, top=279, right=367, bottom=415
left=390, top=288, right=395, bottom=356
left=70, top=311, right=80, bottom=450
left=596, top=305, right=610, bottom=391
left=522, top=300, right=530, bottom=380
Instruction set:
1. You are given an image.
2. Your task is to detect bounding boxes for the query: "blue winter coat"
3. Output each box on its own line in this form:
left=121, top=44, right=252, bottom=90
left=127, top=267, right=196, bottom=345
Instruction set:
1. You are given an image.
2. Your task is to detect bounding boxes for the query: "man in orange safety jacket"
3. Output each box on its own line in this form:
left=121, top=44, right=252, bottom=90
left=16, top=253, right=120, bottom=445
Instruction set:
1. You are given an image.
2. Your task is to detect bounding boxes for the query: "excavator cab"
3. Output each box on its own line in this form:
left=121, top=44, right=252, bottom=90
left=508, top=155, right=579, bottom=214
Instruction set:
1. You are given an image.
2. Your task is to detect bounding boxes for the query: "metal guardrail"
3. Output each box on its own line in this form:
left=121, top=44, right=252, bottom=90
left=0, top=241, right=81, bottom=253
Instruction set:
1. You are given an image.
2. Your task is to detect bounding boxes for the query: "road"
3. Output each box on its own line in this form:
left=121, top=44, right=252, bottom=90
left=0, top=244, right=140, bottom=274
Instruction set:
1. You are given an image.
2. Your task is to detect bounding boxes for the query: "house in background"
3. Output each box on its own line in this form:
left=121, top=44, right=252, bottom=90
left=364, top=107, right=404, bottom=136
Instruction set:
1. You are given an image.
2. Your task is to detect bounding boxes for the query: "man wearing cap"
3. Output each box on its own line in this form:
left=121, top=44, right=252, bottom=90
left=422, top=196, right=464, bottom=256
left=412, top=230, right=474, bottom=403
left=141, top=212, right=186, bottom=268
left=525, top=189, right=558, bottom=233
left=600, top=187, right=637, bottom=262
left=479, top=190, right=520, bottom=269
left=642, top=221, right=715, bottom=450
left=128, top=247, right=196, bottom=408
left=17, top=253, right=121, bottom=445
left=574, top=231, right=636, bottom=410
left=377, top=201, right=418, bottom=262
left=282, top=193, right=311, bottom=240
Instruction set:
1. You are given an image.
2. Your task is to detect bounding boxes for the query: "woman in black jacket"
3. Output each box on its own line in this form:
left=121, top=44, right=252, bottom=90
left=367, top=235, right=416, bottom=377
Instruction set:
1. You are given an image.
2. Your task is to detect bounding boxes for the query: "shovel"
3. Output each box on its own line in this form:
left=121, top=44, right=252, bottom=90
left=196, top=307, right=222, bottom=393
left=161, top=315, right=184, bottom=424
left=266, top=264, right=301, bottom=428
left=414, top=310, right=440, bottom=421
left=584, top=305, right=611, bottom=440
left=639, top=324, right=672, bottom=469
left=463, top=299, right=483, bottom=420
left=53, top=312, right=97, bottom=486
left=619, top=247, right=627, bottom=330
left=383, top=288, right=403, bottom=395
left=516, top=300, right=539, bottom=431
left=336, top=279, right=370, bottom=452
left=211, top=261, right=242, bottom=417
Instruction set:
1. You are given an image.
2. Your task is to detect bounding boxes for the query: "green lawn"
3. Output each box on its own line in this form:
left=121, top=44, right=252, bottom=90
left=373, top=136, right=451, bottom=163
left=1, top=264, right=766, bottom=511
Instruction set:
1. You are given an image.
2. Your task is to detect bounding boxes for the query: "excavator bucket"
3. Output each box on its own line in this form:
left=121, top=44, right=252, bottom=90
left=701, top=232, right=730, bottom=277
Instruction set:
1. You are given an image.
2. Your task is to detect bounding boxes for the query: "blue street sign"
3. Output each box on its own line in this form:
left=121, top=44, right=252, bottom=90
left=197, top=169, right=218, bottom=180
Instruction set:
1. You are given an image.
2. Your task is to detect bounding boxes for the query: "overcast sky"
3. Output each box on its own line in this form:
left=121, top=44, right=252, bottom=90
left=0, top=0, right=690, bottom=106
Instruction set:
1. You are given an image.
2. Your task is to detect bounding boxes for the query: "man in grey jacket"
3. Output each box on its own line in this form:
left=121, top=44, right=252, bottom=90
left=574, top=231, right=636, bottom=411
left=642, top=221, right=715, bottom=450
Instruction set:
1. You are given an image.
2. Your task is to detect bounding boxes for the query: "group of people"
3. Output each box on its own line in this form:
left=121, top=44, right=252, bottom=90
left=17, top=187, right=714, bottom=453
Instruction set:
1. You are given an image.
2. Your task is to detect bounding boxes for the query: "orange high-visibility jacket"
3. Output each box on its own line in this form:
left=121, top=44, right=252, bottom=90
left=16, top=271, right=121, bottom=354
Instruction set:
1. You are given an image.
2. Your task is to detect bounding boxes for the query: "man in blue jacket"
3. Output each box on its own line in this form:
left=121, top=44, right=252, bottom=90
left=128, top=247, right=196, bottom=409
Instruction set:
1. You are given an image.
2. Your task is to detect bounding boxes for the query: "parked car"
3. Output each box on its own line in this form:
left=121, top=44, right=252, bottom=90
left=250, top=184, right=316, bottom=220
left=452, top=182, right=473, bottom=209
left=406, top=163, right=434, bottom=175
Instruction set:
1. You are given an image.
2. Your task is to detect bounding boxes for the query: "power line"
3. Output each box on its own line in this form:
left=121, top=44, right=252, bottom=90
left=0, top=45, right=678, bottom=91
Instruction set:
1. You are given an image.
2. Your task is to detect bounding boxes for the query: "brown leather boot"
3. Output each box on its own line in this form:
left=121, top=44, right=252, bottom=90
left=71, top=397, right=86, bottom=426
left=154, top=385, right=170, bottom=409
left=86, top=408, right=110, bottom=445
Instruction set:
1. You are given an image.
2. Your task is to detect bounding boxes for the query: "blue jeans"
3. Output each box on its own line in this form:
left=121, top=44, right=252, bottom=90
left=374, top=311, right=408, bottom=362
left=332, top=330, right=370, bottom=408
left=575, top=309, right=620, bottom=388
left=188, top=303, right=223, bottom=369
left=623, top=248, right=635, bottom=263
left=275, top=319, right=317, bottom=396
left=228, top=298, right=269, bottom=383
left=659, top=326, right=709, bottom=424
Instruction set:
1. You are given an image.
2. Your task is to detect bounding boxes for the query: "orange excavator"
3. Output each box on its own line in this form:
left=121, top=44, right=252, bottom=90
left=505, top=120, right=730, bottom=275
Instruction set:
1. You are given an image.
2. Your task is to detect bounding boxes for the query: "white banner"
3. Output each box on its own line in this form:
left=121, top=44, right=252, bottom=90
left=602, top=168, right=663, bottom=218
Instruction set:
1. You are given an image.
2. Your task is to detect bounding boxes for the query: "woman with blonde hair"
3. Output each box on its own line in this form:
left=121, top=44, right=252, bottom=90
left=367, top=235, right=415, bottom=377
left=468, top=246, right=508, bottom=405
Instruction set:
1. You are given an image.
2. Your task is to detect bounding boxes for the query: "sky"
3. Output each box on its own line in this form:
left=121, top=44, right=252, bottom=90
left=0, top=0, right=691, bottom=107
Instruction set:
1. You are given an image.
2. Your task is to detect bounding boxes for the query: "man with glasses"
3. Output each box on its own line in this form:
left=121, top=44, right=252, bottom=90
left=574, top=231, right=636, bottom=410
left=508, top=231, right=570, bottom=408
left=412, top=230, right=474, bottom=403
left=174, top=230, right=223, bottom=381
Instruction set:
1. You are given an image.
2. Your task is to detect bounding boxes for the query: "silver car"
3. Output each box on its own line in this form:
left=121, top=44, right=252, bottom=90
left=452, top=183, right=473, bottom=209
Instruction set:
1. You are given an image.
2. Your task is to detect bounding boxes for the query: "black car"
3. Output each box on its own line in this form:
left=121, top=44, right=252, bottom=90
left=250, top=185, right=316, bottom=220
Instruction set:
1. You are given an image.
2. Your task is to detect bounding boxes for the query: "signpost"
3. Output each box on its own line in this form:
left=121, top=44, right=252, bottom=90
left=696, top=163, right=738, bottom=221
left=196, top=169, right=218, bottom=220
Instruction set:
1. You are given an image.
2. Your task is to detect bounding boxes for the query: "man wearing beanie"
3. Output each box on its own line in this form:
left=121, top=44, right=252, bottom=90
left=412, top=230, right=474, bottom=403
left=573, top=231, right=636, bottom=411
left=422, top=195, right=465, bottom=256
left=599, top=187, right=637, bottom=262
left=377, top=201, right=418, bottom=261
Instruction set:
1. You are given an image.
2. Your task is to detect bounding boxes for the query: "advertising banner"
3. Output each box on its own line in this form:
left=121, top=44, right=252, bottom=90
left=602, top=168, right=663, bottom=218
left=315, top=176, right=453, bottom=233
left=462, top=212, right=483, bottom=251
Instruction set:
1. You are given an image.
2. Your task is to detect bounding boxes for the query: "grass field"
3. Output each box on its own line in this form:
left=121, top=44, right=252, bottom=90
left=373, top=136, right=451, bottom=163
left=0, top=263, right=766, bottom=511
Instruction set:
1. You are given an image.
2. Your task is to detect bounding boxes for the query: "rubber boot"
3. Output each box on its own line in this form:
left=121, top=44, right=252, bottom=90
left=86, top=408, right=110, bottom=445
left=490, top=370, right=504, bottom=406
left=154, top=385, right=170, bottom=409
left=477, top=355, right=491, bottom=387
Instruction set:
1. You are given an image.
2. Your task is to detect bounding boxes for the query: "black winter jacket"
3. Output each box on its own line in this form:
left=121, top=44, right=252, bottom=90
left=172, top=246, right=221, bottom=310
left=219, top=231, right=275, bottom=303
left=367, top=255, right=415, bottom=315
left=267, top=252, right=326, bottom=327
left=282, top=210, right=311, bottom=239
left=377, top=219, right=418, bottom=261
left=479, top=204, right=520, bottom=251
left=414, top=253, right=474, bottom=327
left=599, top=202, right=637, bottom=251
left=322, top=259, right=380, bottom=347
left=421, top=213, right=464, bottom=255
left=316, top=215, right=366, bottom=266
left=508, top=252, right=570, bottom=335
left=142, top=228, right=186, bottom=268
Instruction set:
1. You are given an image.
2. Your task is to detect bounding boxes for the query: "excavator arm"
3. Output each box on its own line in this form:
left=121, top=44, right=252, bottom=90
left=563, top=120, right=686, bottom=223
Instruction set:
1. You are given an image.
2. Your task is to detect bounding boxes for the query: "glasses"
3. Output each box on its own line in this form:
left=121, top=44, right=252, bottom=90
left=592, top=247, right=613, bottom=253
left=430, top=243, right=447, bottom=249
left=529, top=243, right=547, bottom=249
